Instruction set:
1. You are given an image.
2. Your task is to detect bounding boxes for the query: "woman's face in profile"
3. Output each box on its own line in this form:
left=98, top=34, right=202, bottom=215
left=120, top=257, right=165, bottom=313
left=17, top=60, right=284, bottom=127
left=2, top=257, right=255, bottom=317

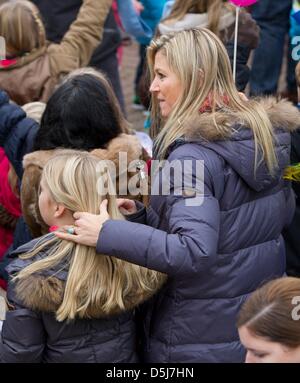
left=150, top=51, right=183, bottom=118
left=238, top=325, right=300, bottom=363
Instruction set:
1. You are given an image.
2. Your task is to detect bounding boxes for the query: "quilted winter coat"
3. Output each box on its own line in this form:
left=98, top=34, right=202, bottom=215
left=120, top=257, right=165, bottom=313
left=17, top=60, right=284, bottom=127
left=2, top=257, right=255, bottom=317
left=95, top=98, right=298, bottom=362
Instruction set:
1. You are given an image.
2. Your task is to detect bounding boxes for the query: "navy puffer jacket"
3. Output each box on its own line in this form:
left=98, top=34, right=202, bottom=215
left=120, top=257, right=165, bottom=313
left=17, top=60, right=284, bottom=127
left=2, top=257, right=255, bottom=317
left=95, top=98, right=298, bottom=362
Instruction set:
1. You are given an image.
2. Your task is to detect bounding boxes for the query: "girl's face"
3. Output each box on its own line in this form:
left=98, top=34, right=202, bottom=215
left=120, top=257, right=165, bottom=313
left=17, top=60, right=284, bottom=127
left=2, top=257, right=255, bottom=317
left=38, top=178, right=56, bottom=226
left=150, top=51, right=183, bottom=118
left=239, top=326, right=300, bottom=363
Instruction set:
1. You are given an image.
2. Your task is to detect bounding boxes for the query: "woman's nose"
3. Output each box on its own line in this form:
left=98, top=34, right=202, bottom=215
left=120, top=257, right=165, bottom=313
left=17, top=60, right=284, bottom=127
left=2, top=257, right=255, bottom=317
left=150, top=78, right=159, bottom=93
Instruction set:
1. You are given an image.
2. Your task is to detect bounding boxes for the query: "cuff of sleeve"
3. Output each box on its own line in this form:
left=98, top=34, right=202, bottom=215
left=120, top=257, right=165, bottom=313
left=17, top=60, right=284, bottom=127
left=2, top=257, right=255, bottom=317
left=125, top=201, right=146, bottom=224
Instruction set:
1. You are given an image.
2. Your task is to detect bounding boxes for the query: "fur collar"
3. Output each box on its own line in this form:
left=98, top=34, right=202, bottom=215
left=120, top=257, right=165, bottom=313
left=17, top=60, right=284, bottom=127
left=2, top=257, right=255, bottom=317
left=183, top=97, right=300, bottom=142
left=9, top=235, right=166, bottom=318
left=23, top=133, right=143, bottom=170
left=14, top=273, right=166, bottom=318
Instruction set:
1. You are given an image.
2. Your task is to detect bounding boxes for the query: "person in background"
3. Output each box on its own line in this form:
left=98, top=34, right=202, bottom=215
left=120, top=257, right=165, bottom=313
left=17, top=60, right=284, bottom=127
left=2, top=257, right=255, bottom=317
left=0, top=150, right=21, bottom=290
left=137, top=0, right=260, bottom=110
left=0, top=0, right=112, bottom=105
left=133, top=0, right=167, bottom=109
left=158, top=0, right=260, bottom=92
left=282, top=60, right=300, bottom=277
left=250, top=0, right=297, bottom=102
left=238, top=277, right=300, bottom=363
left=33, top=0, right=155, bottom=113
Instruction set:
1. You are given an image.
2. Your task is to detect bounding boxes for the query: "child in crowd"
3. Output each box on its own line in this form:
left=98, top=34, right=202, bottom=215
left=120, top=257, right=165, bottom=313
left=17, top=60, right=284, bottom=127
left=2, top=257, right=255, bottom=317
left=0, top=151, right=165, bottom=363
left=238, top=277, right=300, bottom=363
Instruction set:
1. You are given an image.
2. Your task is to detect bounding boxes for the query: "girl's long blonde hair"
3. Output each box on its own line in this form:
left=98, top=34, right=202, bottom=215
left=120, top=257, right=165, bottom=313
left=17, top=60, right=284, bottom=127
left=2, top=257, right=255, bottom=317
left=162, top=0, right=231, bottom=36
left=148, top=28, right=277, bottom=174
left=14, top=151, right=165, bottom=321
left=0, top=0, right=46, bottom=57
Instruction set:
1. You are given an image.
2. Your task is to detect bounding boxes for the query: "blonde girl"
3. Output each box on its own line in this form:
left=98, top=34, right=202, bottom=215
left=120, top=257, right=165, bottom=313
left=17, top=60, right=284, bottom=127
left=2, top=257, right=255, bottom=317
left=0, top=151, right=165, bottom=363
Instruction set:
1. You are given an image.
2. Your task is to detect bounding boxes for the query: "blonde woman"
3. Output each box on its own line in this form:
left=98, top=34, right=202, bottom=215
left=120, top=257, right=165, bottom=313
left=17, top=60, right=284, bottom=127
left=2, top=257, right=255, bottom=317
left=57, top=29, right=298, bottom=362
left=238, top=277, right=300, bottom=363
left=0, top=151, right=165, bottom=363
left=0, top=0, right=112, bottom=105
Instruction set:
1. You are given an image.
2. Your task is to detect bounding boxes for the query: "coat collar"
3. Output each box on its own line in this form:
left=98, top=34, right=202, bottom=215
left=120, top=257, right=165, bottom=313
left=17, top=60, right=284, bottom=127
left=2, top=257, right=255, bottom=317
left=182, top=97, right=300, bottom=143
left=8, top=233, right=166, bottom=319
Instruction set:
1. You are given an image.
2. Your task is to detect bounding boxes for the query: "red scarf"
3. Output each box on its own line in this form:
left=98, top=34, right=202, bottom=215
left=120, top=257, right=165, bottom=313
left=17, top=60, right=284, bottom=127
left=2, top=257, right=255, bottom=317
left=199, top=93, right=230, bottom=113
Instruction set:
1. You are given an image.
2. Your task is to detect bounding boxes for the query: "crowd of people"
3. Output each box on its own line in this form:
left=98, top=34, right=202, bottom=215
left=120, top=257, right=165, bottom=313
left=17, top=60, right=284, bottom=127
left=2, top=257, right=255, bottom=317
left=0, top=0, right=300, bottom=364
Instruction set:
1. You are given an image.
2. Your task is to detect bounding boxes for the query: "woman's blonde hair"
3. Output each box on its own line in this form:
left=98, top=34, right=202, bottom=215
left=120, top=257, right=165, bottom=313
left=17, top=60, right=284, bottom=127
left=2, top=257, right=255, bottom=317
left=14, top=151, right=165, bottom=321
left=148, top=28, right=277, bottom=174
left=162, top=0, right=230, bottom=36
left=0, top=0, right=46, bottom=57
left=237, top=277, right=300, bottom=348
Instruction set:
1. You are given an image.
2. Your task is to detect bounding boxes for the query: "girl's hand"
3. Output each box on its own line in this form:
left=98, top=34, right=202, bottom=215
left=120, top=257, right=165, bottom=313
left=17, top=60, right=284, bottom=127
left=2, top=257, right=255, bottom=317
left=117, top=198, right=137, bottom=215
left=55, top=200, right=110, bottom=247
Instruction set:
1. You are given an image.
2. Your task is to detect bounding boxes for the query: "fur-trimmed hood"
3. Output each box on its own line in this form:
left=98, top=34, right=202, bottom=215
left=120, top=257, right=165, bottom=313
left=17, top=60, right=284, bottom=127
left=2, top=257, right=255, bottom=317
left=22, top=133, right=144, bottom=171
left=7, top=233, right=166, bottom=318
left=21, top=134, right=149, bottom=239
left=179, top=97, right=300, bottom=192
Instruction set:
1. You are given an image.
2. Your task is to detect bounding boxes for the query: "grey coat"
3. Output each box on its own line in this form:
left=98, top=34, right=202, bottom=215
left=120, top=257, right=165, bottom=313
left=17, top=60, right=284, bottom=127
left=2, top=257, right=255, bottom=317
left=96, top=98, right=299, bottom=362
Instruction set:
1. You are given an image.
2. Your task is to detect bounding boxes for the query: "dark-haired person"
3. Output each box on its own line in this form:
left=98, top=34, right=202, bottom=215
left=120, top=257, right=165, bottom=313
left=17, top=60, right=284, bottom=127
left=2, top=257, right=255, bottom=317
left=237, top=277, right=300, bottom=363
left=0, top=70, right=148, bottom=281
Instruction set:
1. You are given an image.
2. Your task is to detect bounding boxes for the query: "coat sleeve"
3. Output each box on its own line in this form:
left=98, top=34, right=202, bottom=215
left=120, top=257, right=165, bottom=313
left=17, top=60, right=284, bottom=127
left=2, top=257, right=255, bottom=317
left=0, top=284, right=46, bottom=363
left=97, top=155, right=221, bottom=277
left=126, top=201, right=161, bottom=228
left=48, top=0, right=113, bottom=75
left=0, top=91, right=38, bottom=180
left=117, top=0, right=153, bottom=39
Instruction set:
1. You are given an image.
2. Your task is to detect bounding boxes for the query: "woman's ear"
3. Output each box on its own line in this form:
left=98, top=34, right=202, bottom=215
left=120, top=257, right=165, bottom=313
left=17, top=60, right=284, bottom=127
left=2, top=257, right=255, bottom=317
left=54, top=203, right=66, bottom=218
